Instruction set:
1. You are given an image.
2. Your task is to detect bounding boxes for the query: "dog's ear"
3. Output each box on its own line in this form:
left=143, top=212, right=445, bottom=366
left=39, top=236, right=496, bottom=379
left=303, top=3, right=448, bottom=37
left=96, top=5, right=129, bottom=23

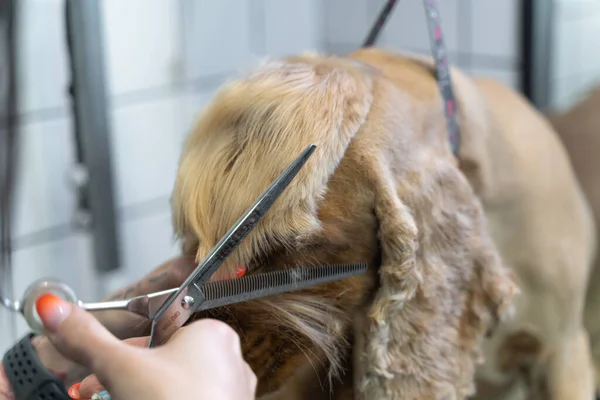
left=351, top=85, right=518, bottom=399
left=170, top=55, right=376, bottom=268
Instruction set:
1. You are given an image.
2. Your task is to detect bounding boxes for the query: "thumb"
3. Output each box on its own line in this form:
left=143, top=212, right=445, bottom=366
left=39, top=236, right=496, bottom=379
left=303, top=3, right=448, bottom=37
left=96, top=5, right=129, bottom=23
left=35, top=293, right=132, bottom=372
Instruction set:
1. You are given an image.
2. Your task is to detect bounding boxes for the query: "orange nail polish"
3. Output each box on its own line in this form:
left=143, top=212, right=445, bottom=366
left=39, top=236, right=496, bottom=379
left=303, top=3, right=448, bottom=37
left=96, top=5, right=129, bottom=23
left=235, top=264, right=246, bottom=278
left=35, top=293, right=71, bottom=332
left=68, top=382, right=81, bottom=399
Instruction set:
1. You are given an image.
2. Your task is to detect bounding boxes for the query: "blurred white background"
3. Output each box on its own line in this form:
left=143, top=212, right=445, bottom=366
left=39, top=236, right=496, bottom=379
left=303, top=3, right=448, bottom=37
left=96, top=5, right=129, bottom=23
left=551, top=0, right=600, bottom=110
left=1, top=0, right=598, bottom=352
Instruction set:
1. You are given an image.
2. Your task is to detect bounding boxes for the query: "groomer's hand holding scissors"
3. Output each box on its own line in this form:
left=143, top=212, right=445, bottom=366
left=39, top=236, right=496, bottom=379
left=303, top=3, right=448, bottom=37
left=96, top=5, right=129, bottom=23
left=27, top=255, right=237, bottom=389
left=35, top=292, right=256, bottom=400
left=1, top=144, right=365, bottom=400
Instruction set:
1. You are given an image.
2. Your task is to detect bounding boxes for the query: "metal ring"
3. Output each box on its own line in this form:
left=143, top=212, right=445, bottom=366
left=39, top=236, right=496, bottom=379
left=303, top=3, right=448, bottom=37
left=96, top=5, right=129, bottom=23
left=20, top=279, right=78, bottom=335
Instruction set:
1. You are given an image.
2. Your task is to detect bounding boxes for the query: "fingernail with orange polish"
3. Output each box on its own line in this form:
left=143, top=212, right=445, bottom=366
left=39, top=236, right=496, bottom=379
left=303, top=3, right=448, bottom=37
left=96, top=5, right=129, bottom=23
left=35, top=293, right=71, bottom=332
left=68, top=382, right=81, bottom=399
left=235, top=264, right=246, bottom=278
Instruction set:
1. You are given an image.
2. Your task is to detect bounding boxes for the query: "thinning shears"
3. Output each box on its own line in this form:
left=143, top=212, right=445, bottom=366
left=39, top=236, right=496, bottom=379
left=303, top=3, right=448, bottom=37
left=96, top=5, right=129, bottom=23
left=2, top=144, right=367, bottom=343
left=147, top=144, right=368, bottom=347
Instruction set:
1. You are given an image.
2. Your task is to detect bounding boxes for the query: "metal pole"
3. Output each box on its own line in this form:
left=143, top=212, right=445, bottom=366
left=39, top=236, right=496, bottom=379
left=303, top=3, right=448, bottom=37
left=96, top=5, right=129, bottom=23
left=522, top=0, right=555, bottom=111
left=0, top=0, right=19, bottom=344
left=65, top=0, right=121, bottom=273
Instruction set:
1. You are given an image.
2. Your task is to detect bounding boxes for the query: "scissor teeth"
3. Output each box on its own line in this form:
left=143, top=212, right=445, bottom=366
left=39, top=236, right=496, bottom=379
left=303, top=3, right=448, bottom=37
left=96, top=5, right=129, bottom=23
left=198, top=262, right=368, bottom=311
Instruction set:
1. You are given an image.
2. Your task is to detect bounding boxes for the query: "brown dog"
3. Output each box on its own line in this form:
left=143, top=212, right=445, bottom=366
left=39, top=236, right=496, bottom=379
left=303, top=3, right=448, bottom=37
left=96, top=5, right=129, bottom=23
left=349, top=50, right=596, bottom=400
left=549, top=86, right=600, bottom=394
left=169, top=48, right=593, bottom=399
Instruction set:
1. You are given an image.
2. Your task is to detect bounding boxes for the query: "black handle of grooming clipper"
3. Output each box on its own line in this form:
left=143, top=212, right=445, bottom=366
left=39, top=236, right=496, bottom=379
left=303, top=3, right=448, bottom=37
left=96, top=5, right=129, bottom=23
left=2, top=333, right=71, bottom=400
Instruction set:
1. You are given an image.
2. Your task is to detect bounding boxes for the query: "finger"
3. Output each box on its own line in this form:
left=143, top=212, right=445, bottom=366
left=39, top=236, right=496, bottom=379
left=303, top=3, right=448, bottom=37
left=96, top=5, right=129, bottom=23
left=77, top=374, right=105, bottom=400
left=92, top=309, right=151, bottom=341
left=69, top=337, right=148, bottom=400
left=36, top=294, right=132, bottom=373
left=169, top=319, right=240, bottom=351
left=165, top=319, right=244, bottom=369
left=32, top=336, right=86, bottom=382
left=122, top=337, right=151, bottom=347
left=244, top=362, right=258, bottom=397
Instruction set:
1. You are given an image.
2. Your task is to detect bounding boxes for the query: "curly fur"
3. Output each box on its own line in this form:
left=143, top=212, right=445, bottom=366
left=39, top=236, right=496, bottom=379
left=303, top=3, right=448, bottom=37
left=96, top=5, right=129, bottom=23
left=351, top=49, right=596, bottom=400
left=169, top=49, right=521, bottom=399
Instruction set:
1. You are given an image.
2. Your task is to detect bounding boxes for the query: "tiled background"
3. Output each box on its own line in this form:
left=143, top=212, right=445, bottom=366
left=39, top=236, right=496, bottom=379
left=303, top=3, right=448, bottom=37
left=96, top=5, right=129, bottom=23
left=3, top=0, right=591, bottom=353
left=325, top=0, right=521, bottom=89
left=551, top=0, right=600, bottom=111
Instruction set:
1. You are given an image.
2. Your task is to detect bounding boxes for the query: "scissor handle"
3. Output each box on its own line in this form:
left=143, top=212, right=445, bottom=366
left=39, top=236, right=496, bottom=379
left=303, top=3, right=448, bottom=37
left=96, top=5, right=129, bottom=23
left=20, top=278, right=79, bottom=335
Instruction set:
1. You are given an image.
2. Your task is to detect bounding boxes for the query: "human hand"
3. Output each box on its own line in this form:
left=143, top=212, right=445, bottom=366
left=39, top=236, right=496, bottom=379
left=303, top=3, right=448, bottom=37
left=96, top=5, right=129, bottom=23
left=21, top=256, right=200, bottom=388
left=77, top=255, right=245, bottom=339
left=92, top=256, right=202, bottom=339
left=36, top=293, right=256, bottom=400
left=4, top=256, right=245, bottom=393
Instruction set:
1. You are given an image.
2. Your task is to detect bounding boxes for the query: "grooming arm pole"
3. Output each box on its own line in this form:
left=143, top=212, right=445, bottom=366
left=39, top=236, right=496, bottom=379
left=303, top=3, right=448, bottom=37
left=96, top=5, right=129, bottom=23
left=65, top=0, right=121, bottom=273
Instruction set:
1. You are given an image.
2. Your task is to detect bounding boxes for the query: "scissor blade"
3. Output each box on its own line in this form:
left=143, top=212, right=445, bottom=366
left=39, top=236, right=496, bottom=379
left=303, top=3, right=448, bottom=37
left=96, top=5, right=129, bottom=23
left=149, top=144, right=316, bottom=348
left=196, top=262, right=368, bottom=312
left=191, top=143, right=317, bottom=287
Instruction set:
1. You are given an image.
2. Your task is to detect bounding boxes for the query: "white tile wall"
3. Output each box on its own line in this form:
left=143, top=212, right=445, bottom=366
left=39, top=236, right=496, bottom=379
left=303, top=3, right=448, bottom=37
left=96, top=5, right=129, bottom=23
left=469, top=0, right=521, bottom=59
left=580, top=14, right=600, bottom=76
left=109, top=96, right=189, bottom=208
left=379, top=0, right=461, bottom=54
left=0, top=310, right=12, bottom=354
left=12, top=117, right=76, bottom=238
left=182, top=0, right=257, bottom=79
left=555, top=0, right=600, bottom=20
left=323, top=0, right=521, bottom=91
left=101, top=211, right=180, bottom=298
left=324, top=0, right=373, bottom=46
left=551, top=0, right=600, bottom=110
left=109, top=91, right=216, bottom=208
left=263, top=0, right=323, bottom=57
left=552, top=17, right=582, bottom=79
left=101, top=0, right=184, bottom=95
left=16, top=0, right=69, bottom=115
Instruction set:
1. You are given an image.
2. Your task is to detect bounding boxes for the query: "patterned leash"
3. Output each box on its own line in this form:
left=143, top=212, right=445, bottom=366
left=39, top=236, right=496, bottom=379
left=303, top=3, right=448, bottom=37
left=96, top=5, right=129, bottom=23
left=362, top=0, right=461, bottom=157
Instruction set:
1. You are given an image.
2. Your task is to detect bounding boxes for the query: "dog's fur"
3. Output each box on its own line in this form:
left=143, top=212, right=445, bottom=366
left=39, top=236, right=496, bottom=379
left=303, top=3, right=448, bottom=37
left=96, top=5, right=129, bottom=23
left=549, top=86, right=600, bottom=392
left=169, top=48, right=594, bottom=399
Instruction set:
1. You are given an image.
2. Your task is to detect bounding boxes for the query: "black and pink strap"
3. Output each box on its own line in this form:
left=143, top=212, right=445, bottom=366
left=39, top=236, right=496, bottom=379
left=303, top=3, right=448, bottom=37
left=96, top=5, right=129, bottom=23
left=362, top=0, right=461, bottom=157
left=362, top=0, right=398, bottom=48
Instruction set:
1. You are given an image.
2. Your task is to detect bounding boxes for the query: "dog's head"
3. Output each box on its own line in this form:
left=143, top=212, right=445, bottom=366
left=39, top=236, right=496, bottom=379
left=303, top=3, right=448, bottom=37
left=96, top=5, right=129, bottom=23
left=171, top=52, right=517, bottom=399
